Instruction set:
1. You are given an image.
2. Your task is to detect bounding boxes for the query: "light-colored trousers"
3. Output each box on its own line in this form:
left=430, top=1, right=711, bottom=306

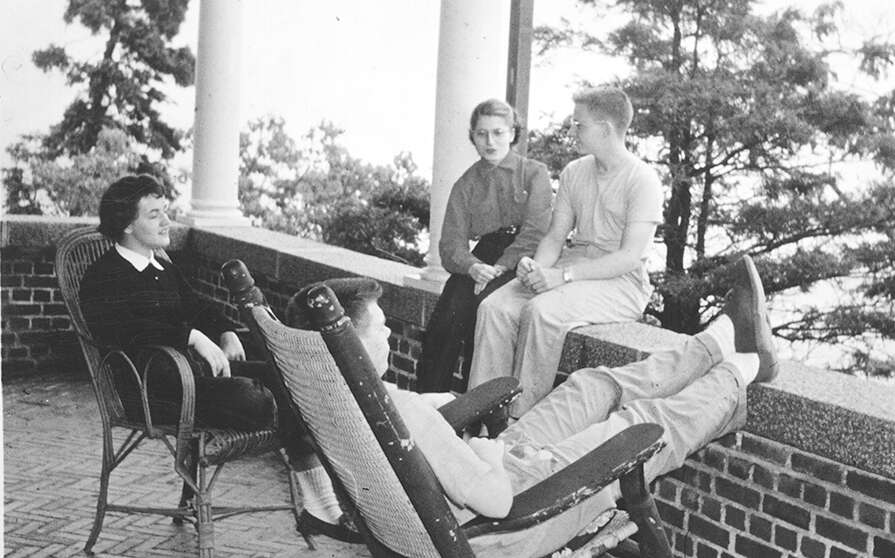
left=469, top=329, right=747, bottom=558
left=469, top=270, right=650, bottom=416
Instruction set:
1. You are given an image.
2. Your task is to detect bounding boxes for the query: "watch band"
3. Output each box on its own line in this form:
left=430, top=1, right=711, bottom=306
left=562, top=267, right=573, bottom=283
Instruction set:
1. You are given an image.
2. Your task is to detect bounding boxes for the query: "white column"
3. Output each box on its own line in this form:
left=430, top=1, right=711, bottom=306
left=181, top=0, right=250, bottom=227
left=406, top=0, right=510, bottom=292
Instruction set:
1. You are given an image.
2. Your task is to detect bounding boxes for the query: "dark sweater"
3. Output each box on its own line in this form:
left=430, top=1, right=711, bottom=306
left=79, top=247, right=237, bottom=353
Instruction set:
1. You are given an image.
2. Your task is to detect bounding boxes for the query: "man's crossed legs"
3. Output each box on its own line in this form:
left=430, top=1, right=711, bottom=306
left=469, top=256, right=777, bottom=557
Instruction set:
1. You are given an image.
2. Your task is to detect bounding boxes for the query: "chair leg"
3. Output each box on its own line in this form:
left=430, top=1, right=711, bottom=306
left=619, top=466, right=672, bottom=558
left=175, top=442, right=199, bottom=524
left=84, top=444, right=113, bottom=555
left=196, top=464, right=215, bottom=558
left=281, top=450, right=303, bottom=531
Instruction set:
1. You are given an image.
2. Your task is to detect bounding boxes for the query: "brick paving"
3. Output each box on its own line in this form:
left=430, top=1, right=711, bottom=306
left=3, top=374, right=372, bottom=557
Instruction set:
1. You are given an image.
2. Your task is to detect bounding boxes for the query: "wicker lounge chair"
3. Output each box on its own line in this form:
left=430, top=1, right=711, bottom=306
left=224, top=260, right=672, bottom=557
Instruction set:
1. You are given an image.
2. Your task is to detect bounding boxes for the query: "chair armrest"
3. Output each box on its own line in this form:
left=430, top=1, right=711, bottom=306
left=437, top=377, right=521, bottom=433
left=461, top=423, right=665, bottom=537
left=98, top=344, right=197, bottom=438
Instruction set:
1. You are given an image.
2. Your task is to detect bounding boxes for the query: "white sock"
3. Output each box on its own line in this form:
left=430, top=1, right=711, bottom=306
left=726, top=352, right=760, bottom=385
left=704, top=315, right=735, bottom=358
left=294, top=467, right=342, bottom=523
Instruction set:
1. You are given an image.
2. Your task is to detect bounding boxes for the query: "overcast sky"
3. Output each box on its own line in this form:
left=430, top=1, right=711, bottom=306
left=1, top=0, right=893, bottom=178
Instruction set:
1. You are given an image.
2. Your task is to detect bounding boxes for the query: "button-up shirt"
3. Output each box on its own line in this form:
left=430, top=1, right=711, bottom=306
left=439, top=151, right=553, bottom=274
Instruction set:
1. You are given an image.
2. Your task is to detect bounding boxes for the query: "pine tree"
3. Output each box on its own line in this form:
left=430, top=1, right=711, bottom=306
left=3, top=0, right=194, bottom=214
left=530, top=0, right=895, bottom=376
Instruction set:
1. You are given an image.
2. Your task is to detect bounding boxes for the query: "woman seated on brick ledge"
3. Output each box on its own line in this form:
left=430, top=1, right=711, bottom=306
left=286, top=255, right=778, bottom=557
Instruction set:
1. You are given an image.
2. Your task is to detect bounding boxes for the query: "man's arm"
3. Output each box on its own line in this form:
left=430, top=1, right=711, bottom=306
left=394, top=392, right=513, bottom=518
left=464, top=438, right=513, bottom=517
left=563, top=220, right=657, bottom=281
left=515, top=204, right=575, bottom=291
left=532, top=207, right=576, bottom=269
left=494, top=163, right=554, bottom=271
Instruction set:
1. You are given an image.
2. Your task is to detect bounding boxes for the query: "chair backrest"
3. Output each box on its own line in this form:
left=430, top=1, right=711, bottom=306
left=250, top=304, right=473, bottom=558
left=55, top=227, right=169, bottom=424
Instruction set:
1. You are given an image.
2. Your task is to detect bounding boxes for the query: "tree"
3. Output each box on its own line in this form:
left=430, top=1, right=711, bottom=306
left=238, top=116, right=430, bottom=266
left=3, top=128, right=176, bottom=215
left=32, top=0, right=194, bottom=159
left=3, top=0, right=193, bottom=215
left=532, top=0, right=895, bottom=377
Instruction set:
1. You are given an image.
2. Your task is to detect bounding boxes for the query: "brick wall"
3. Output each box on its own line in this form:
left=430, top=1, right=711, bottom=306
left=654, top=432, right=894, bottom=557
left=1, top=245, right=79, bottom=377
left=180, top=251, right=426, bottom=390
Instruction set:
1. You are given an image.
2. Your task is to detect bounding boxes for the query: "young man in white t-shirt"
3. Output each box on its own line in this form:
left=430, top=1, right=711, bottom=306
left=468, top=87, right=664, bottom=416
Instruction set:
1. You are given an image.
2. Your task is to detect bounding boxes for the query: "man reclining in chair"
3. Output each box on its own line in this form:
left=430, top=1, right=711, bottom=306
left=79, top=175, right=360, bottom=543
left=286, top=256, right=778, bottom=557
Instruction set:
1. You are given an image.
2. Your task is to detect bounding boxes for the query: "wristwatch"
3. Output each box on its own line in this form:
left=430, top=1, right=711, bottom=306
left=562, top=266, right=573, bottom=283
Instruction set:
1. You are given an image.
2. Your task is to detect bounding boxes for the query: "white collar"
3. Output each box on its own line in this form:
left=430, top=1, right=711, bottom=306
left=115, top=243, right=165, bottom=272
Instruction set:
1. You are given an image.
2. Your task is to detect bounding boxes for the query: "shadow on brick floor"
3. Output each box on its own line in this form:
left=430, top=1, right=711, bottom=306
left=2, top=374, right=372, bottom=558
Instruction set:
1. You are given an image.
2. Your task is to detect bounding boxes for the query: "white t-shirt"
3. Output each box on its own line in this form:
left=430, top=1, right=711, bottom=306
left=553, top=154, right=663, bottom=286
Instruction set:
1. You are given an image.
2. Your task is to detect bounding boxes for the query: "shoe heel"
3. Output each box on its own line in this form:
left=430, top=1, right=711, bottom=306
left=297, top=518, right=318, bottom=550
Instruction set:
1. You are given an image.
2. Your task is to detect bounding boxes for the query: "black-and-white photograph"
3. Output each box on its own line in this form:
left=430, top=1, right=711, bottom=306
left=2, top=1, right=894, bottom=556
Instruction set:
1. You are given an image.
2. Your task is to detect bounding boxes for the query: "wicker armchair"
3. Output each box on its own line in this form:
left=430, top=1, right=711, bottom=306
left=236, top=273, right=672, bottom=558
left=55, top=227, right=300, bottom=558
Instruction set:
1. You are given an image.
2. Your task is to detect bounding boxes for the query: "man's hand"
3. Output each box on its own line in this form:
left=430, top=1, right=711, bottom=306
left=516, top=257, right=538, bottom=291
left=518, top=257, right=564, bottom=293
left=516, top=256, right=536, bottom=277
left=468, top=438, right=506, bottom=470
left=523, top=266, right=565, bottom=294
left=418, top=392, right=457, bottom=408
left=189, top=329, right=231, bottom=377
left=219, top=331, right=246, bottom=362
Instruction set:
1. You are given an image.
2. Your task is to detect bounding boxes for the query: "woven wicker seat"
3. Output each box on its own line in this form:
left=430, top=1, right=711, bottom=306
left=55, top=227, right=300, bottom=558
left=243, top=277, right=673, bottom=558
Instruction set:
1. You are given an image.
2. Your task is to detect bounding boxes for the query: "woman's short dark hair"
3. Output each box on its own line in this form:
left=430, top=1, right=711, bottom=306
left=468, top=98, right=522, bottom=146
left=97, top=175, right=167, bottom=242
left=286, top=277, right=384, bottom=330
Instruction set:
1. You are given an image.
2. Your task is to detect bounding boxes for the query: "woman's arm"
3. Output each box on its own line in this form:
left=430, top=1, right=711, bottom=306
left=439, top=178, right=480, bottom=274
left=495, top=162, right=553, bottom=270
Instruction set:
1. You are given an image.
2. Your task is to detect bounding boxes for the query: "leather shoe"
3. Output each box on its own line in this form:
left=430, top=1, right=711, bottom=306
left=722, top=256, right=779, bottom=382
left=297, top=509, right=364, bottom=546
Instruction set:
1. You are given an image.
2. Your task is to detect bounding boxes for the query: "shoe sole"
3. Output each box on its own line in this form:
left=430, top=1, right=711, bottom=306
left=741, top=256, right=779, bottom=382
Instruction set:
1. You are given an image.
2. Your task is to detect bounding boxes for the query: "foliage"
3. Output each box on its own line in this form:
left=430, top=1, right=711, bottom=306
left=534, top=0, right=895, bottom=377
left=239, top=116, right=430, bottom=266
left=3, top=0, right=192, bottom=215
left=32, top=0, right=194, bottom=159
left=3, top=128, right=175, bottom=215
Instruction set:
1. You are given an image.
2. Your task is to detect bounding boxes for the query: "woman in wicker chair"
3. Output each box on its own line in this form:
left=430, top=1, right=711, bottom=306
left=78, top=175, right=360, bottom=544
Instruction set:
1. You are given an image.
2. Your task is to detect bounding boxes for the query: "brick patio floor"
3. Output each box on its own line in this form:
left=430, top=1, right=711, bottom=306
left=3, top=374, right=372, bottom=557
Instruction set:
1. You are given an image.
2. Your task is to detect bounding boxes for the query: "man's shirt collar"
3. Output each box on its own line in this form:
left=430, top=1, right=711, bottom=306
left=115, top=243, right=165, bottom=272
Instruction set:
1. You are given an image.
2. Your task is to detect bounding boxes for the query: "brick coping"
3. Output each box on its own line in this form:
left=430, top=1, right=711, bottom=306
left=4, top=215, right=895, bottom=479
